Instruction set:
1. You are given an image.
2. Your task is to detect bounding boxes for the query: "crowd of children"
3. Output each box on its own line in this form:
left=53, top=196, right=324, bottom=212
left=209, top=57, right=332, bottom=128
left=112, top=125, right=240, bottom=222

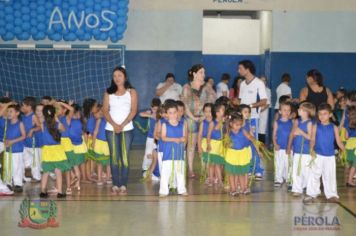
left=0, top=96, right=111, bottom=198
left=1, top=87, right=355, bottom=202
left=136, top=87, right=356, bottom=201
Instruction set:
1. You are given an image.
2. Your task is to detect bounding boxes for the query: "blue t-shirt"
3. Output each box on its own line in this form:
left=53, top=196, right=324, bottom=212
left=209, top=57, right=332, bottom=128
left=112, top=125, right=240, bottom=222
left=230, top=129, right=250, bottom=150
left=22, top=112, right=35, bottom=148
left=6, top=121, right=24, bottom=153
left=42, top=122, right=61, bottom=146
left=59, top=116, right=70, bottom=138
left=162, top=121, right=185, bottom=161
left=158, top=118, right=167, bottom=152
left=315, top=122, right=335, bottom=156
left=69, top=118, right=83, bottom=145
left=86, top=115, right=96, bottom=135
left=34, top=130, right=43, bottom=148
left=292, top=119, right=312, bottom=154
left=202, top=119, right=210, bottom=138
left=97, top=118, right=107, bottom=141
left=211, top=120, right=223, bottom=140
left=0, top=117, right=6, bottom=141
left=147, top=117, right=156, bottom=139
left=276, top=118, right=293, bottom=149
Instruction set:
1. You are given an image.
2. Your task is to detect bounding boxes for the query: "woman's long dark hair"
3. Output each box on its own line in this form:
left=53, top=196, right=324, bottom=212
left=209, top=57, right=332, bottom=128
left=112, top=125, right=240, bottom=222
left=307, top=69, right=324, bottom=87
left=106, top=66, right=133, bottom=94
left=43, top=105, right=61, bottom=142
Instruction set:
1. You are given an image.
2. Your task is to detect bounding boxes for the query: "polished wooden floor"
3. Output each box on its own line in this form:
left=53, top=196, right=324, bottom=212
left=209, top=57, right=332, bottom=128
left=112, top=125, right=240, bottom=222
left=0, top=148, right=355, bottom=236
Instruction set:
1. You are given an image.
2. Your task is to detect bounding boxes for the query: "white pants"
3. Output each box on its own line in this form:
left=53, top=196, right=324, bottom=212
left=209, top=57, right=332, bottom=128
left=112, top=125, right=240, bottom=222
left=258, top=108, right=269, bottom=135
left=292, top=153, right=311, bottom=194
left=158, top=152, right=163, bottom=174
left=159, top=160, right=186, bottom=195
left=307, top=155, right=338, bottom=199
left=274, top=149, right=289, bottom=183
left=23, top=147, right=42, bottom=180
left=142, top=137, right=156, bottom=170
left=3, top=152, right=23, bottom=186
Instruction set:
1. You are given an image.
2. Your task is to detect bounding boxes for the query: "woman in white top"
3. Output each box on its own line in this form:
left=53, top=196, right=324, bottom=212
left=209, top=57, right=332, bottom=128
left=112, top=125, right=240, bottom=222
left=103, top=66, right=138, bottom=195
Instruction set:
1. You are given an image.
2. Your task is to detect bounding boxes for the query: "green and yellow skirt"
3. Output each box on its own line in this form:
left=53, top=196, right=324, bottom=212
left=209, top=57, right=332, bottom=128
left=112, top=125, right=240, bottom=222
left=93, top=139, right=110, bottom=166
left=224, top=146, right=252, bottom=175
left=41, top=144, right=71, bottom=172
left=67, top=141, right=87, bottom=167
left=208, top=139, right=225, bottom=165
left=346, top=137, right=356, bottom=167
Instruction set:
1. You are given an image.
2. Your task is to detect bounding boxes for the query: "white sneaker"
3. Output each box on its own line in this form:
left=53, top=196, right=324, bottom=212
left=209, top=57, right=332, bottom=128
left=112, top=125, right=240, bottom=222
left=151, top=174, right=160, bottom=182
left=0, top=186, right=14, bottom=196
left=23, top=177, right=32, bottom=182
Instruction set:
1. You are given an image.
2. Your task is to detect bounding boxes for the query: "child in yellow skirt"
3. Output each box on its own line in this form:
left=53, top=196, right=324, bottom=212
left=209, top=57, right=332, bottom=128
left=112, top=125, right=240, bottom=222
left=68, top=104, right=87, bottom=191
left=92, top=108, right=111, bottom=185
left=345, top=105, right=356, bottom=187
left=83, top=98, right=99, bottom=182
left=56, top=100, right=75, bottom=195
left=197, top=103, right=214, bottom=185
left=225, top=112, right=255, bottom=196
left=40, top=105, right=71, bottom=198
left=207, top=103, right=226, bottom=186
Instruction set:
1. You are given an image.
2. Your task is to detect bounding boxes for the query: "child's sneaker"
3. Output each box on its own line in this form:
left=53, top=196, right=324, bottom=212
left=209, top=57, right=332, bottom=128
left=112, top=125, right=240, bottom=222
left=274, top=182, right=281, bottom=187
left=287, top=185, right=292, bottom=192
left=0, top=189, right=14, bottom=196
left=151, top=174, right=160, bottom=182
left=303, top=196, right=316, bottom=204
left=255, top=173, right=263, bottom=181
left=292, top=192, right=302, bottom=197
left=13, top=185, right=23, bottom=193
left=327, top=197, right=339, bottom=203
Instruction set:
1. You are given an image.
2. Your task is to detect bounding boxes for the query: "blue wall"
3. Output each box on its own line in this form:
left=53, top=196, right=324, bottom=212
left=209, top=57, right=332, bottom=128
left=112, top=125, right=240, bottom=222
left=270, top=52, right=356, bottom=104
left=202, top=55, right=262, bottom=87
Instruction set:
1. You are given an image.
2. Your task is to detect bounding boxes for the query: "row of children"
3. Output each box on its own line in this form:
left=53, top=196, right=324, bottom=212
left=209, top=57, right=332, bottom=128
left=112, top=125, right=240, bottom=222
left=0, top=96, right=112, bottom=198
left=138, top=96, right=267, bottom=197
left=272, top=91, right=356, bottom=203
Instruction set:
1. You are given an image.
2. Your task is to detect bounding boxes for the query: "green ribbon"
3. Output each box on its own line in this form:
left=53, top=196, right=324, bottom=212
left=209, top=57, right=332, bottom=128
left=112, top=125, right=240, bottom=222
left=169, top=146, right=175, bottom=189
left=122, top=132, right=128, bottom=168
left=287, top=153, right=293, bottom=185
left=134, top=118, right=150, bottom=134
left=112, top=131, right=118, bottom=166
left=112, top=131, right=129, bottom=168
left=297, top=137, right=305, bottom=176
left=5, top=146, right=12, bottom=184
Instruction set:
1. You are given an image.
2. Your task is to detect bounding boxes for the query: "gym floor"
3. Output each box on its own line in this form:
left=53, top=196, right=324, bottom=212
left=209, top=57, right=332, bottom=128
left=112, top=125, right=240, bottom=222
left=0, top=148, right=355, bottom=236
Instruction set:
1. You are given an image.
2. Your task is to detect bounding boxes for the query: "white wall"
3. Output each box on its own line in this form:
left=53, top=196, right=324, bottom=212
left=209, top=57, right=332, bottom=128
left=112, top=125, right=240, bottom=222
left=272, top=11, right=356, bottom=52
left=130, top=0, right=356, bottom=11
left=122, top=10, right=202, bottom=51
left=203, top=18, right=260, bottom=55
